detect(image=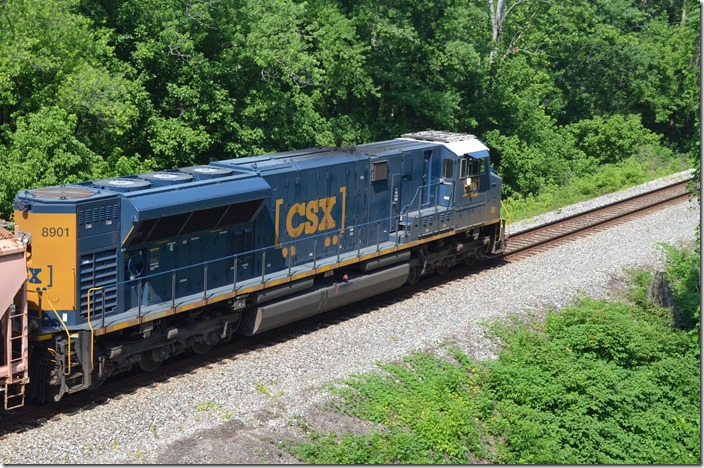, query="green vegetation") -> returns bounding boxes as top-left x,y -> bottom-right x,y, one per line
503,155 -> 690,222
0,0 -> 699,218
287,244 -> 701,464
0,2 -> 695,458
